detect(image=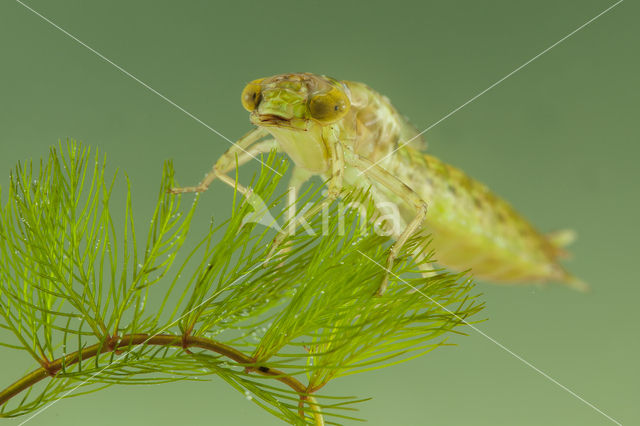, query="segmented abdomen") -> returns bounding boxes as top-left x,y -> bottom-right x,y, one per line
340,79 -> 578,287
386,146 -> 572,285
